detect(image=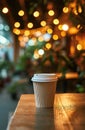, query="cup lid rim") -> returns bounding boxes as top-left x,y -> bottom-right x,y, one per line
31,73 -> 58,82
